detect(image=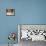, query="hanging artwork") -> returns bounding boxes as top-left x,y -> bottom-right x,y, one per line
6,9 -> 15,16
18,24 -> 46,41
